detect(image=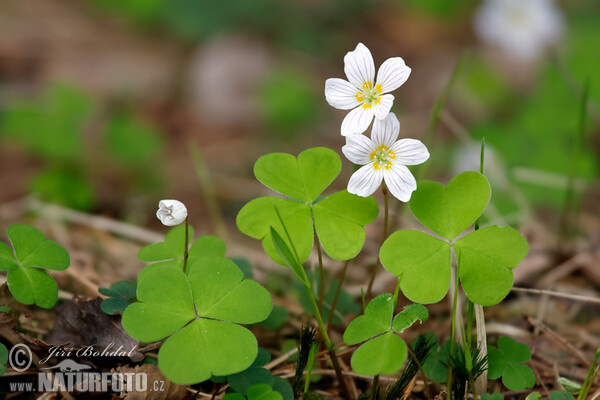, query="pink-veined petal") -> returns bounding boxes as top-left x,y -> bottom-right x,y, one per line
391,139 -> 430,166
341,106 -> 374,136
376,57 -> 411,93
344,43 -> 376,89
372,94 -> 394,120
372,112 -> 400,147
383,164 -> 417,202
342,134 -> 375,165
348,164 -> 383,197
325,78 -> 361,110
